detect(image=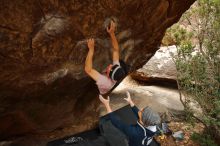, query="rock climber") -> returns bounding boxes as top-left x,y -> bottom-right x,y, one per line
99,91 -> 161,146
85,20 -> 128,95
